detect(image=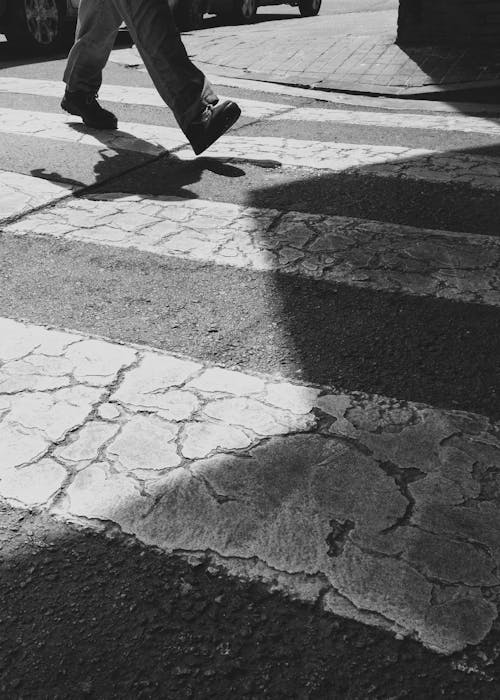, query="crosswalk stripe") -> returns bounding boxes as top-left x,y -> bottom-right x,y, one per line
0,170 -> 73,223
3,182 -> 499,307
3,73 -> 500,659
1,315 -> 498,655
274,106 -> 500,135
4,106 -> 500,191
2,77 -> 500,135
0,77 -> 292,120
